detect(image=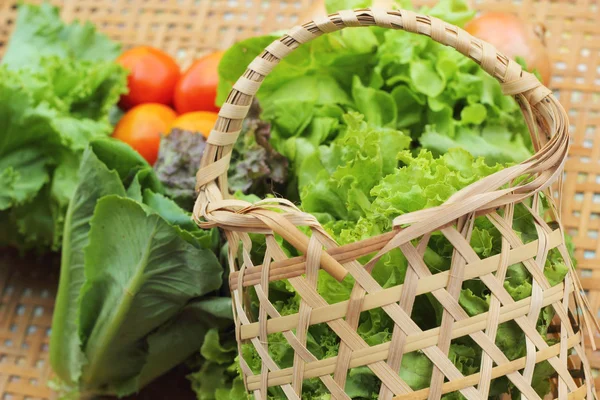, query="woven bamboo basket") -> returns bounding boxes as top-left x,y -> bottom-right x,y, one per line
0,0 -> 599,399
194,6 -> 598,400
